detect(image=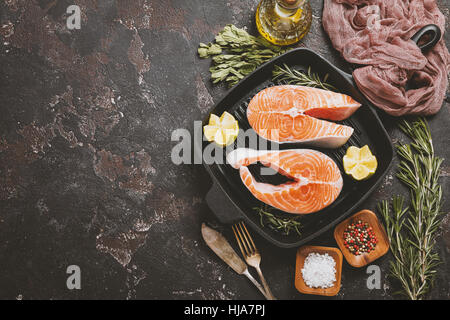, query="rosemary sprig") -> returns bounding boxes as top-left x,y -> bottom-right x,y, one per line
198,25 -> 287,87
379,118 -> 444,300
253,205 -> 302,236
272,63 -> 336,91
